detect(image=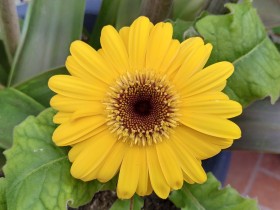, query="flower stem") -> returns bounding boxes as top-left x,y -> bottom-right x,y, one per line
130,197 -> 134,210
140,0 -> 174,24
0,0 -> 20,60
203,0 -> 238,14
